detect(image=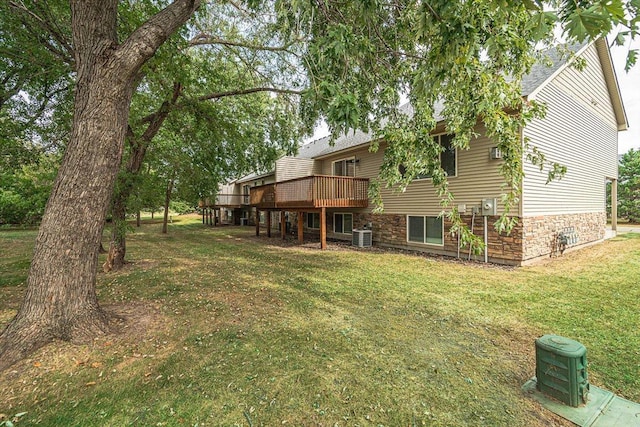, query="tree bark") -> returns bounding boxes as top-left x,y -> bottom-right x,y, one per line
104,83 -> 181,272
162,178 -> 174,234
0,0 -> 200,372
